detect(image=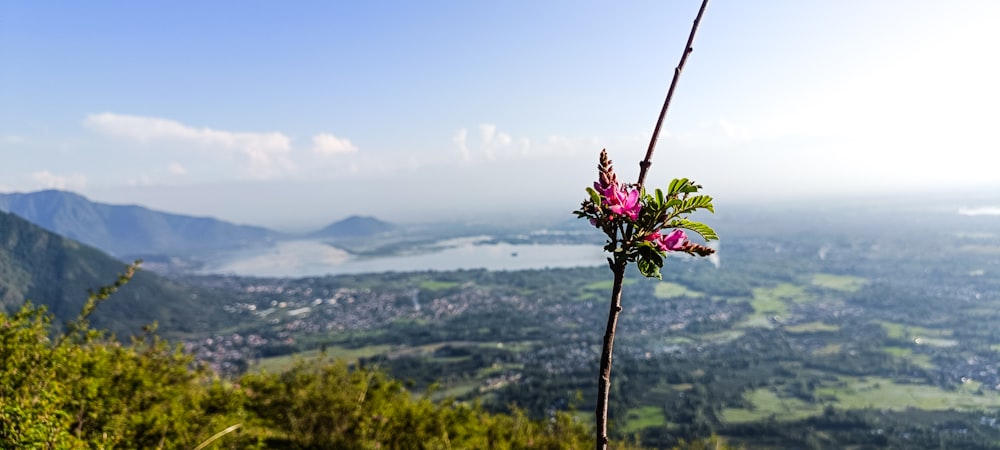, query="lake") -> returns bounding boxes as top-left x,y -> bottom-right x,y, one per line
201,239 -> 608,277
